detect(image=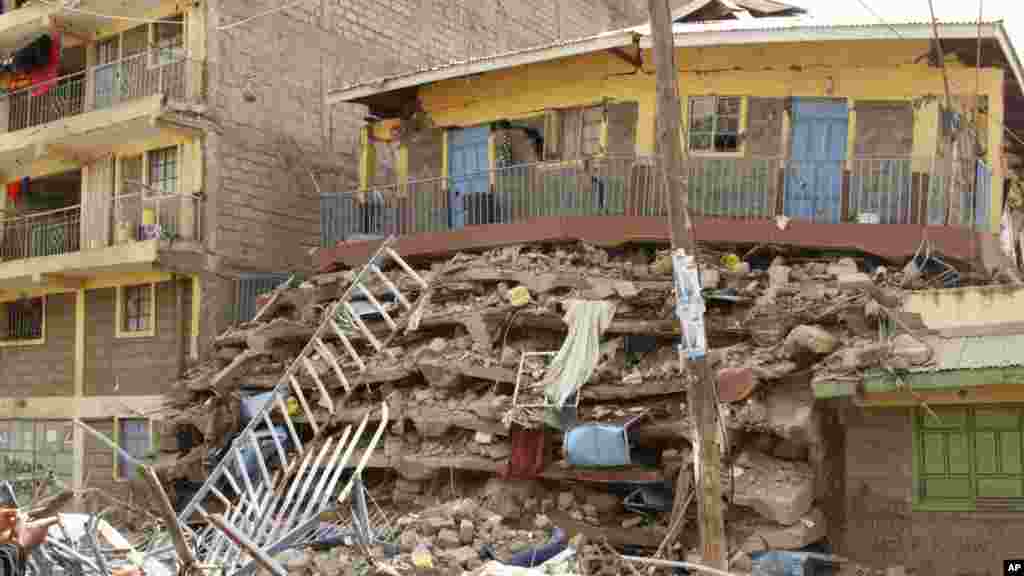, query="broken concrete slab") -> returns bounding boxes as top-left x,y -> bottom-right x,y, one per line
245,319 -> 316,354
837,273 -> 874,292
731,451 -> 815,526
738,508 -> 827,552
417,359 -> 517,390
892,333 -> 932,366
